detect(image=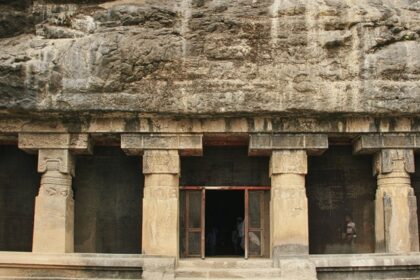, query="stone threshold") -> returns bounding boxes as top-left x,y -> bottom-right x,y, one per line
0,252 -> 175,279
311,253 -> 420,280
311,253 -> 420,268
0,252 -> 164,267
